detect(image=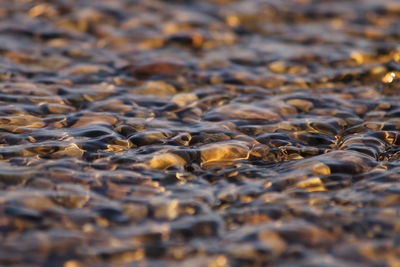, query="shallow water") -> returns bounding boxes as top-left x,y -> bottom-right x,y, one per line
0,0 -> 399,266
